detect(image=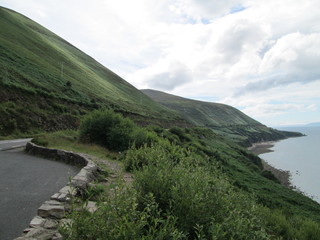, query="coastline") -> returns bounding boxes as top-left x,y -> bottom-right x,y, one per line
248,141 -> 293,188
